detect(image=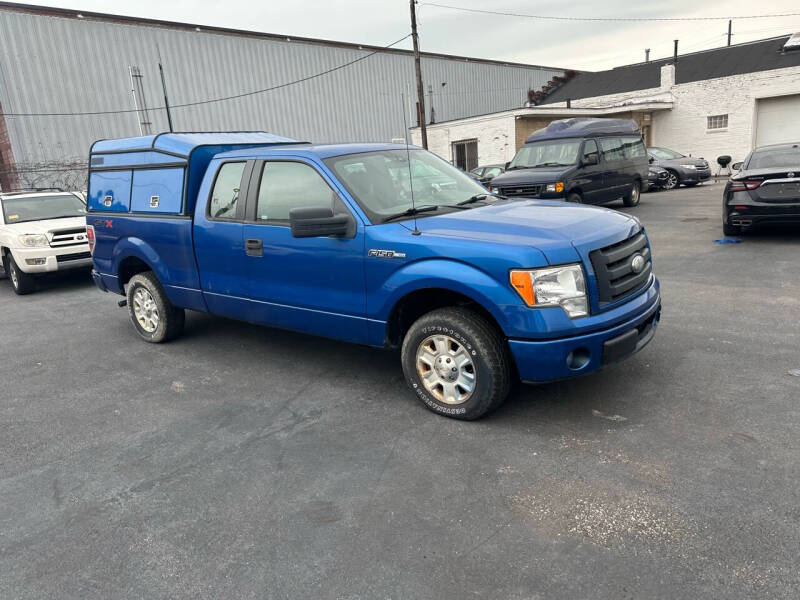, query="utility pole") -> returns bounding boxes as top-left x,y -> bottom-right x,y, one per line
157,45 -> 174,133
727,20 -> 732,46
410,0 -> 427,148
